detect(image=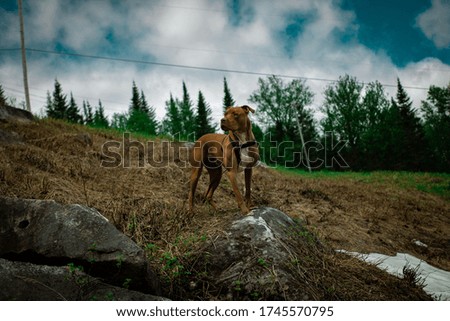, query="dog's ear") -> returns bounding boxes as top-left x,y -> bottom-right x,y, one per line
241,105 -> 255,114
